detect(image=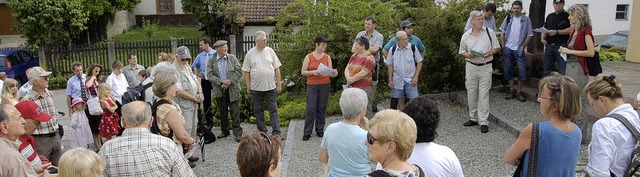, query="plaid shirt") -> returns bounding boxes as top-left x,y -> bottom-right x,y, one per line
21,90 -> 59,134
99,128 -> 195,177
